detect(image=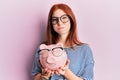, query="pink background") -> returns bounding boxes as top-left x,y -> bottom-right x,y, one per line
0,0 -> 120,80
